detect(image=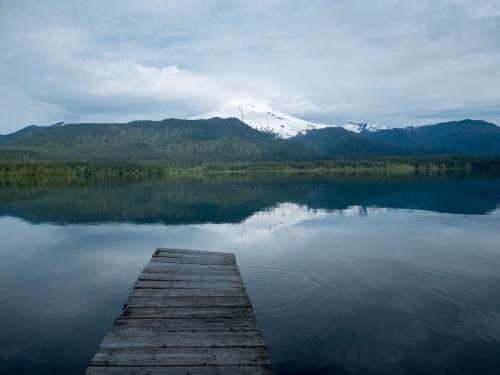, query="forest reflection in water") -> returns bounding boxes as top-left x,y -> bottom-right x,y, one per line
0,171 -> 500,375
1,171 -> 499,224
